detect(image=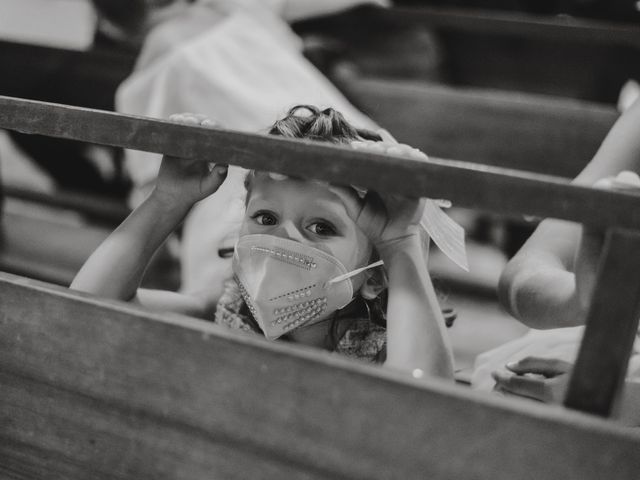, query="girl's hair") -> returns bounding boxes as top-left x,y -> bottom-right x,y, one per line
245,105 -> 381,192
268,105 -> 382,143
